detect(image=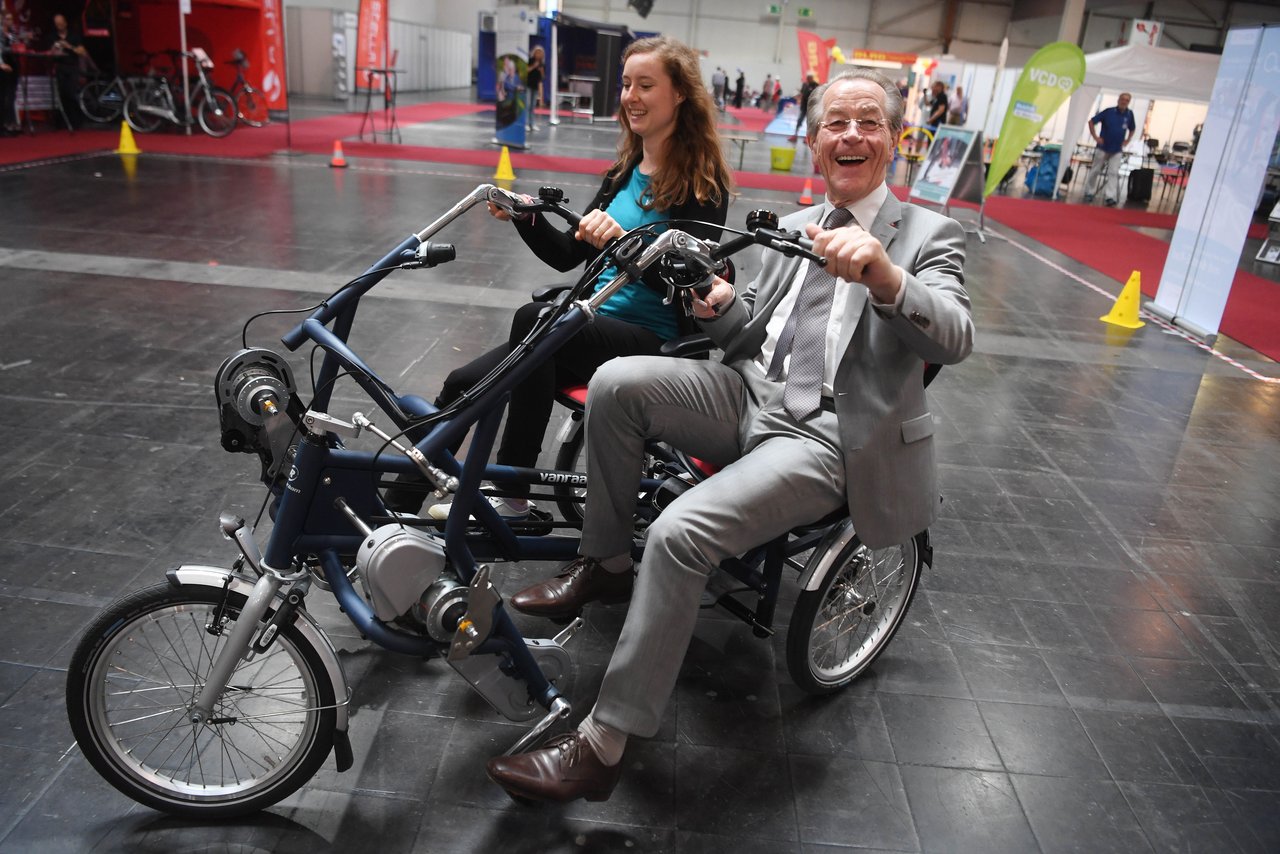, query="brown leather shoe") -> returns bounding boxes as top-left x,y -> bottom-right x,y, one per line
486,731 -> 622,803
509,556 -> 634,618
